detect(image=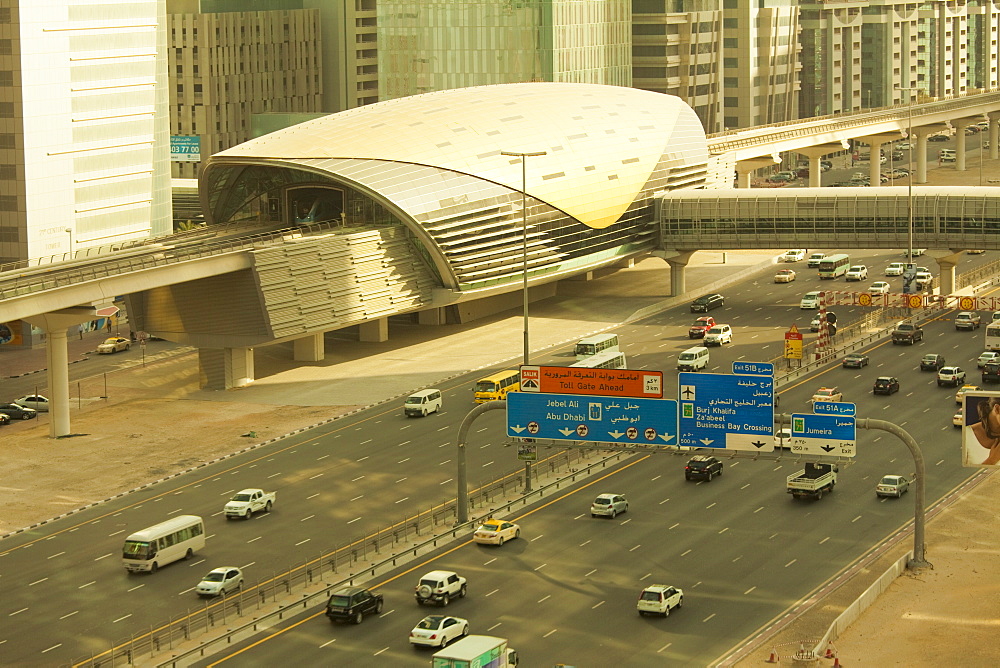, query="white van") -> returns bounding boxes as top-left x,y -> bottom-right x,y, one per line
404,389 -> 442,417
574,333 -> 619,359
800,291 -> 821,309
677,346 -> 709,371
939,148 -> 956,162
